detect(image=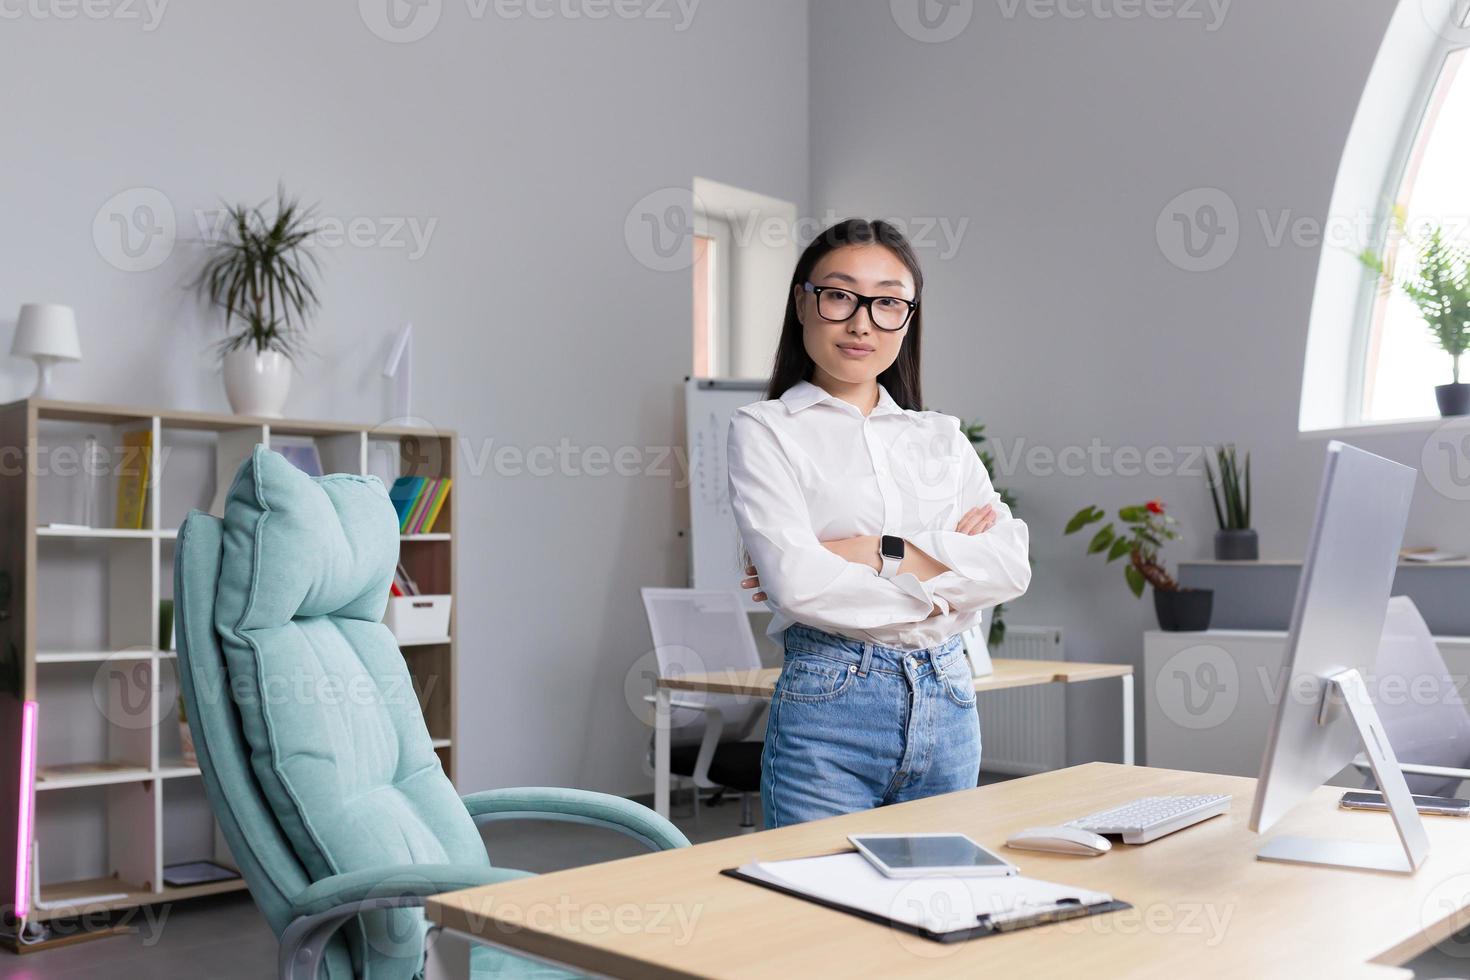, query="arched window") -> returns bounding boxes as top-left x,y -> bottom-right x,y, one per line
1363,48 -> 1470,421
1301,2 -> 1470,430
